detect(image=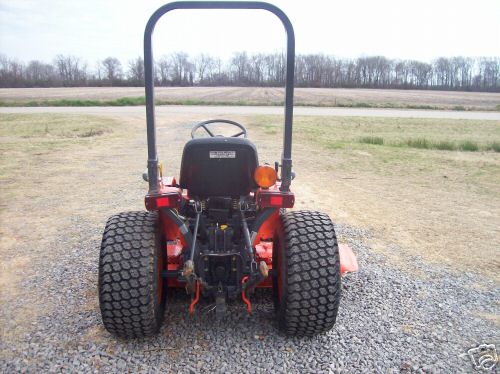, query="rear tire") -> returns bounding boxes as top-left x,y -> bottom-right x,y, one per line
98,211 -> 166,338
273,210 -> 341,336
